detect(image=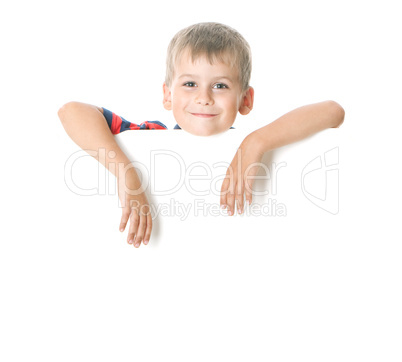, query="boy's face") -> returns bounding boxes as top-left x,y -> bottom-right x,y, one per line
163,50 -> 254,136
